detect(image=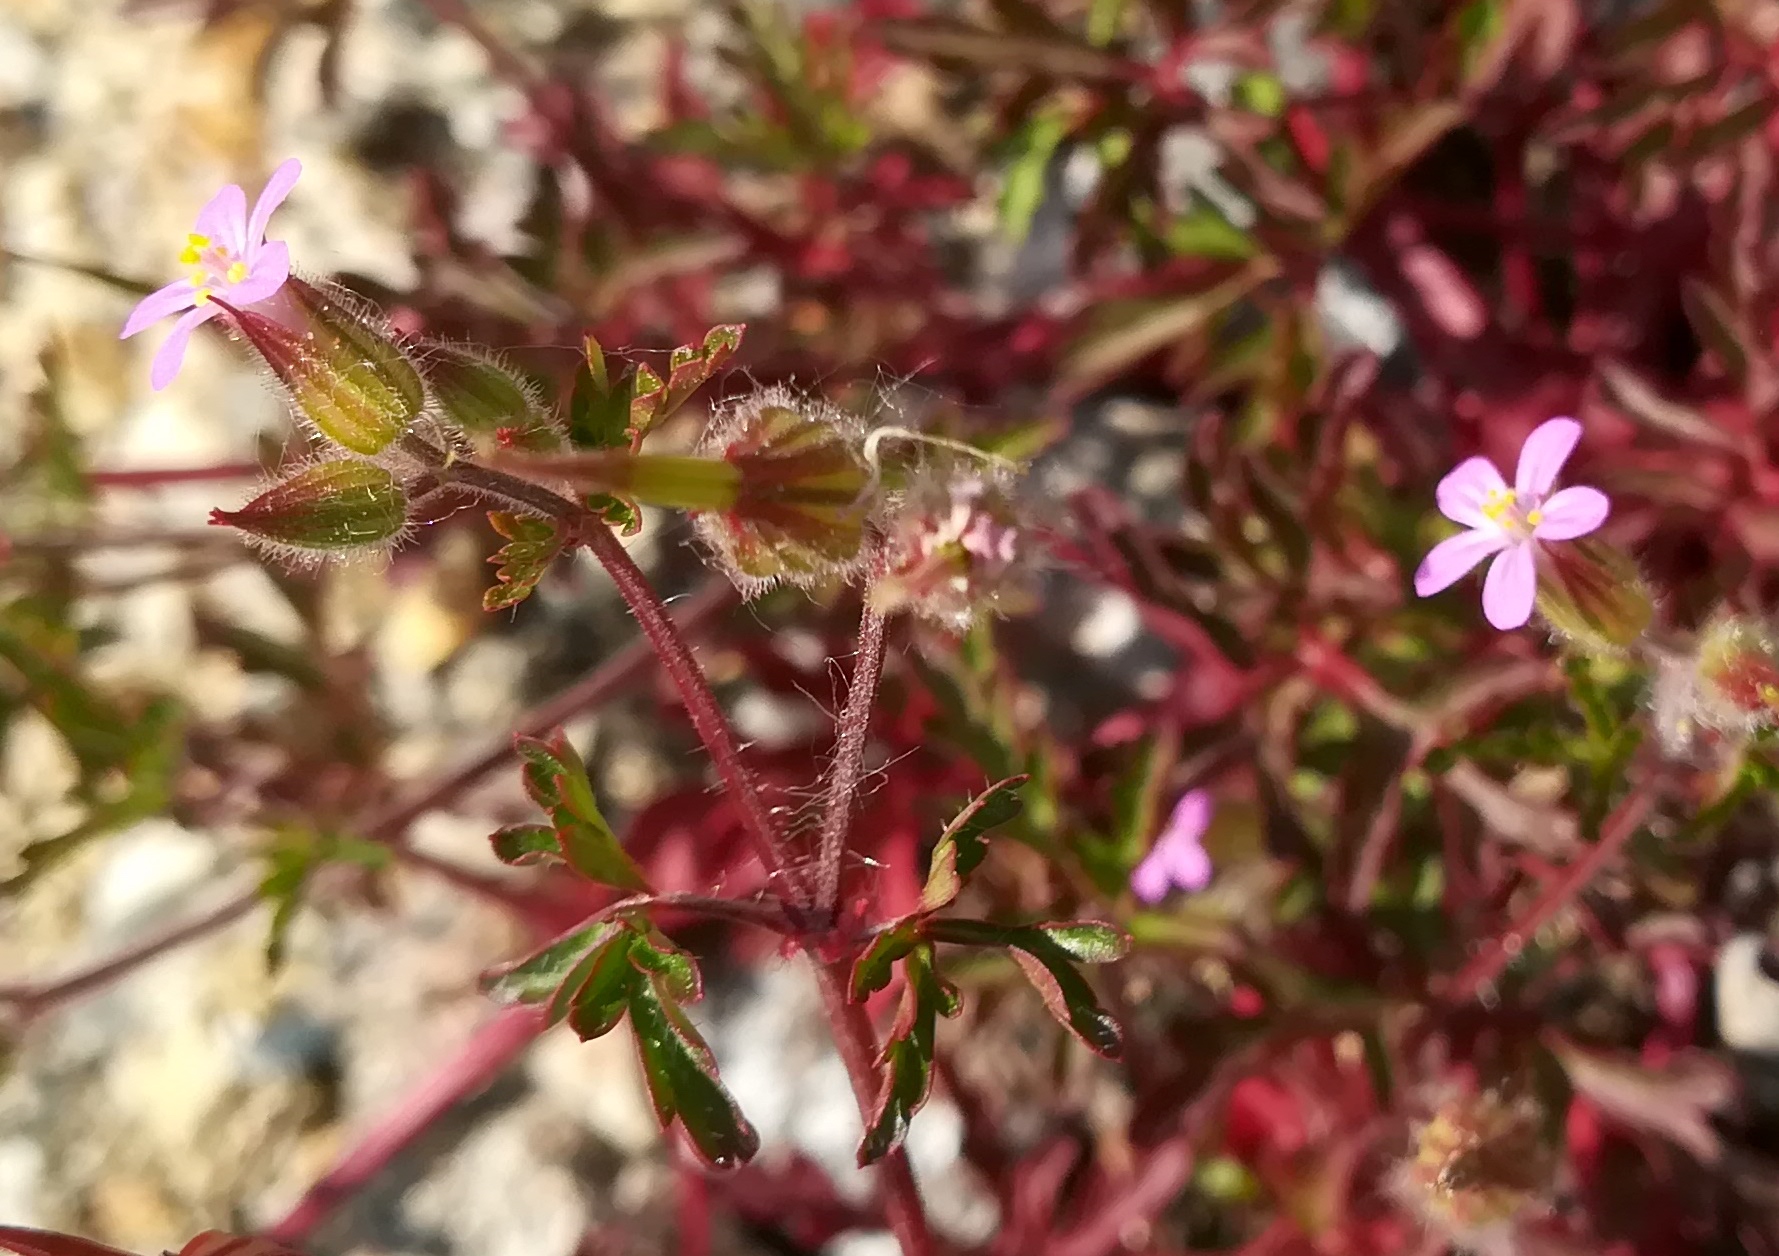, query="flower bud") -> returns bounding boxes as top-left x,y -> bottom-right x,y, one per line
870,468 -> 1037,631
689,385 -> 873,595
421,342 -> 559,452
1391,1089 -> 1552,1253
221,278 -> 424,456
1693,615 -> 1779,731
1534,537 -> 1653,655
210,459 -> 408,557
